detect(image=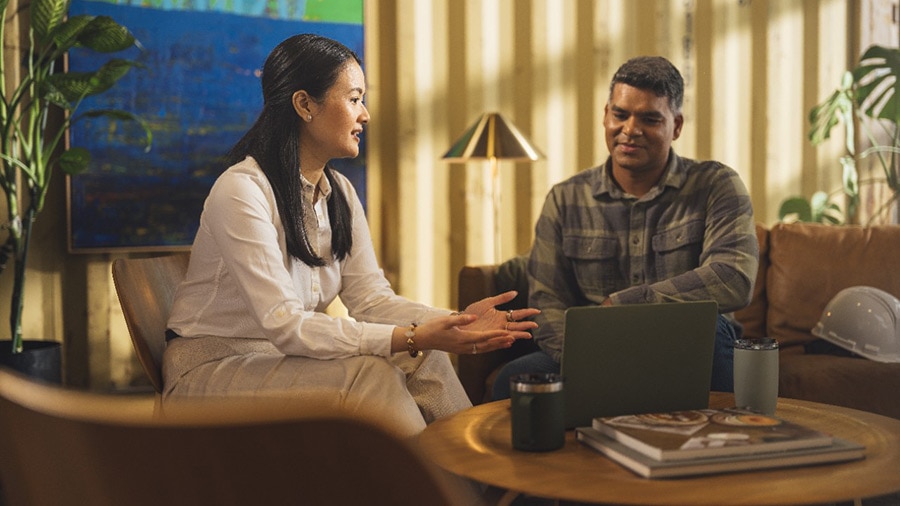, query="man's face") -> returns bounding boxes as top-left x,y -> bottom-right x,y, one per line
603,83 -> 683,178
